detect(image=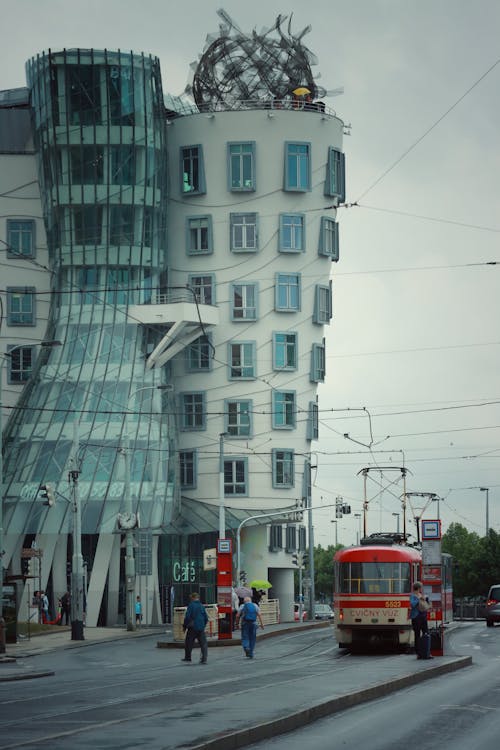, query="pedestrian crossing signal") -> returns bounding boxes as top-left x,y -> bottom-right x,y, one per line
40,483 -> 56,506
